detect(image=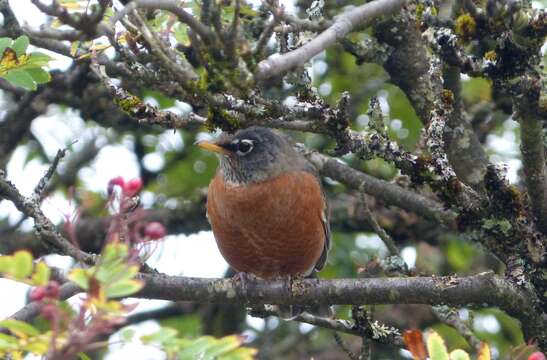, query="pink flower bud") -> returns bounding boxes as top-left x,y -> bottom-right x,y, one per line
44,281 -> 60,299
124,178 -> 143,196
30,286 -> 46,302
108,176 -> 125,195
40,303 -> 57,321
529,352 -> 546,360
144,221 -> 166,240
